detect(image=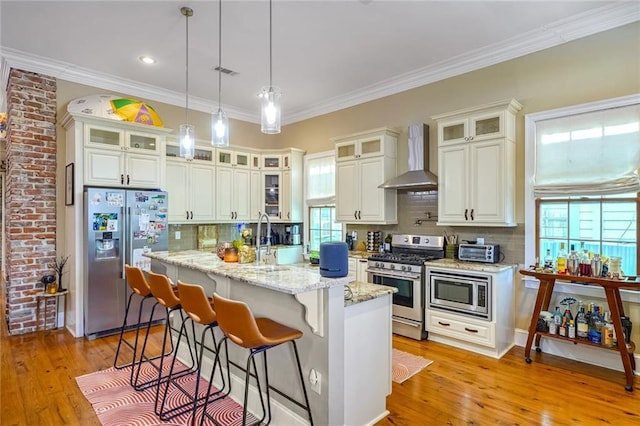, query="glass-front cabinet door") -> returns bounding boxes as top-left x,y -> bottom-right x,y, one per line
471,111 -> 504,141
438,118 -> 468,144
263,155 -> 281,169
263,173 -> 281,219
85,125 -> 122,150
127,131 -> 159,153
